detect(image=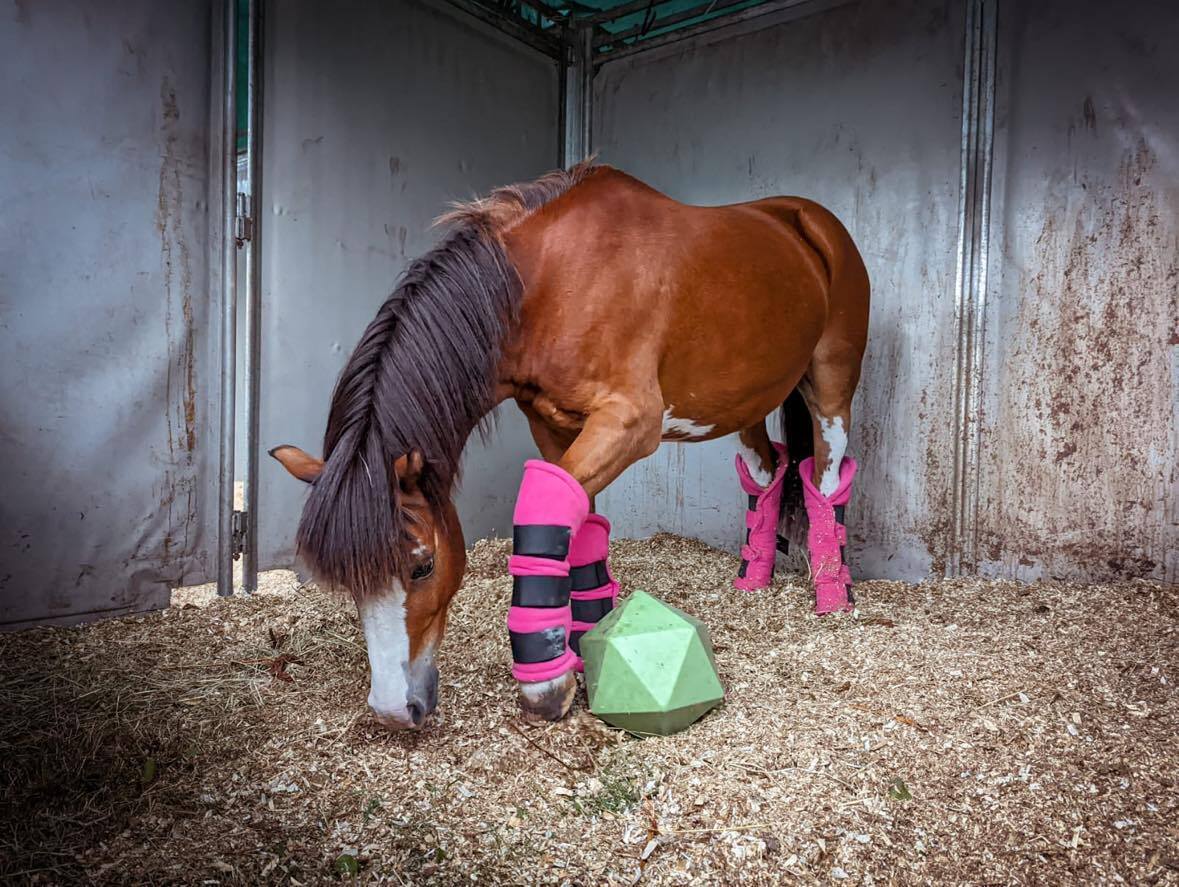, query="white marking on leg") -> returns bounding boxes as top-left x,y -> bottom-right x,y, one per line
732,433 -> 773,487
662,406 -> 716,440
357,584 -> 412,723
818,415 -> 848,496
